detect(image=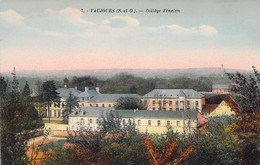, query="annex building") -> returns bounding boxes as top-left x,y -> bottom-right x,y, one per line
142,89 -> 205,111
